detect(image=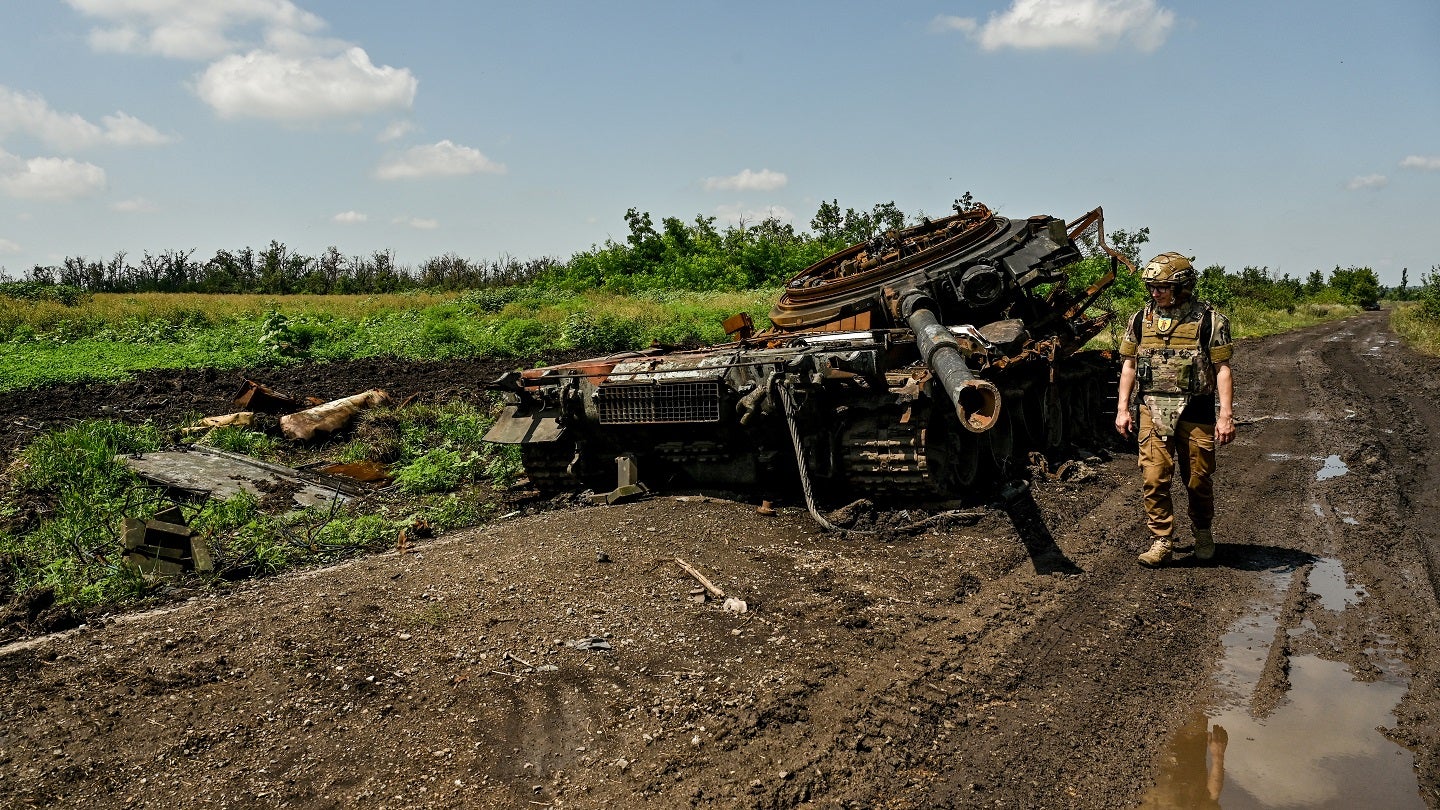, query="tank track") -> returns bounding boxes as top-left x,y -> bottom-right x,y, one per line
839,414 -> 945,500
520,442 -> 581,493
